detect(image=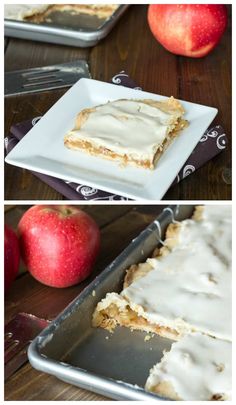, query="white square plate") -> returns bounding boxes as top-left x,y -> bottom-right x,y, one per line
5,78 -> 218,200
